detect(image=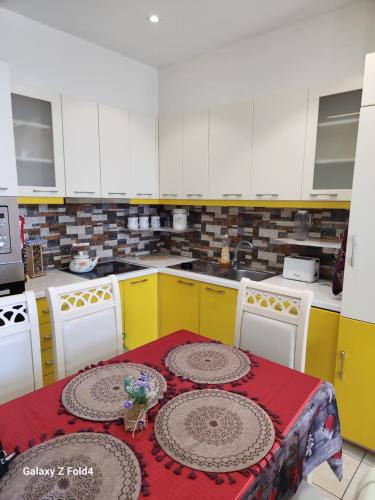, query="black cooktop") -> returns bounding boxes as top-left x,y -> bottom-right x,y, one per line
62,261 -> 145,280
